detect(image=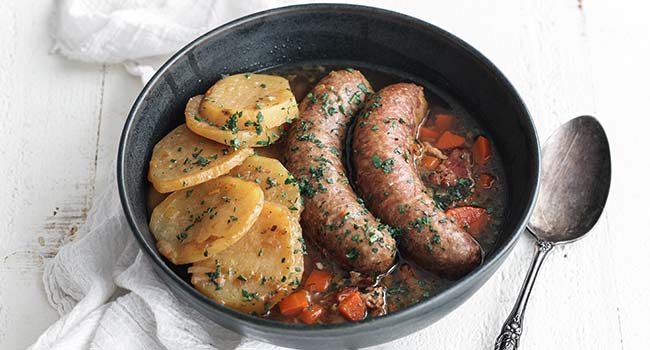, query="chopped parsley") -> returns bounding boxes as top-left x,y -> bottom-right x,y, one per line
176,232 -> 188,241
266,177 -> 277,189
358,83 -> 369,93
229,138 -> 241,149
433,177 -> 473,210
194,156 -> 210,167
256,136 -> 271,146
345,247 -> 359,261
371,155 -> 395,174
222,111 -> 243,134
242,289 -> 259,302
